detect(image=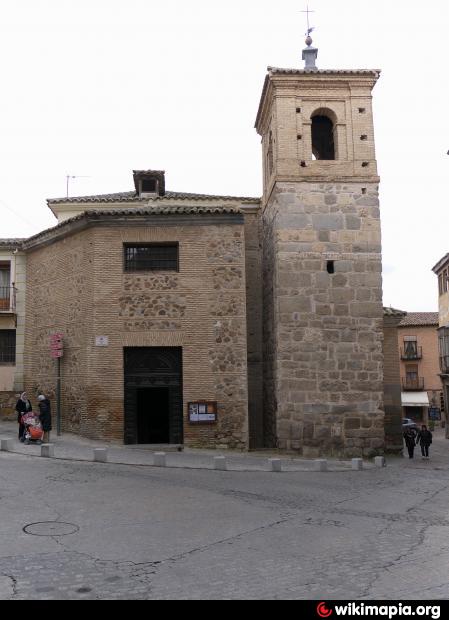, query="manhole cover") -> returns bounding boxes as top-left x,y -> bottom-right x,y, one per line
23,522 -> 79,537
